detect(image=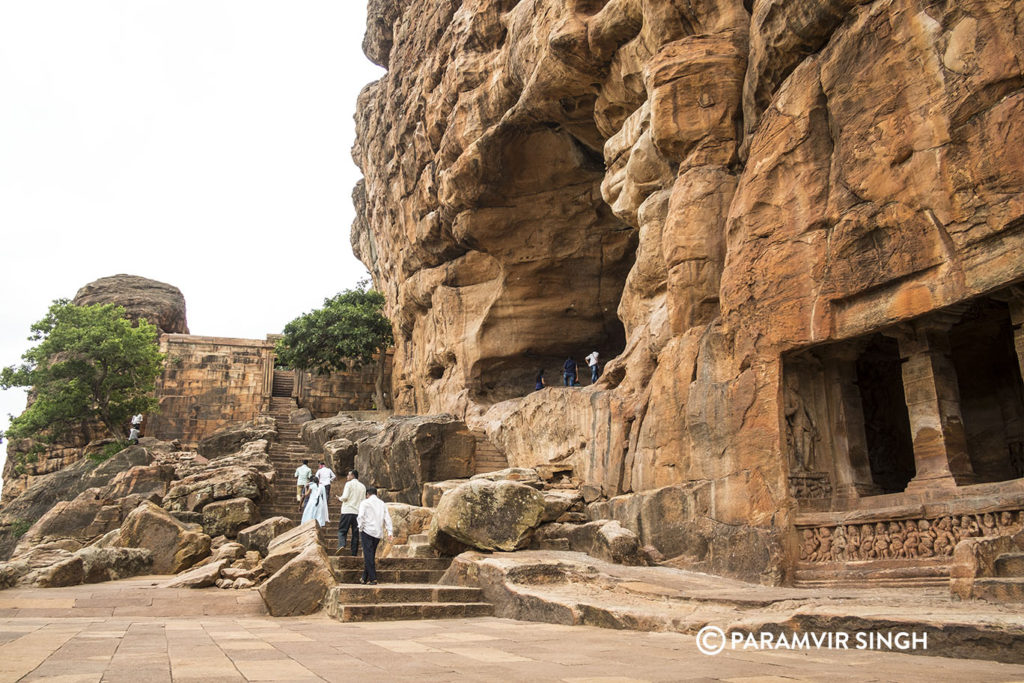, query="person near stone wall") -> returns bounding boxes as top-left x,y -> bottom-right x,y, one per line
294,460 -> 312,504
336,469 -> 366,557
534,368 -> 546,391
357,486 -> 393,585
316,461 -> 336,499
585,350 -> 600,383
128,426 -> 140,444
562,357 -> 578,386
